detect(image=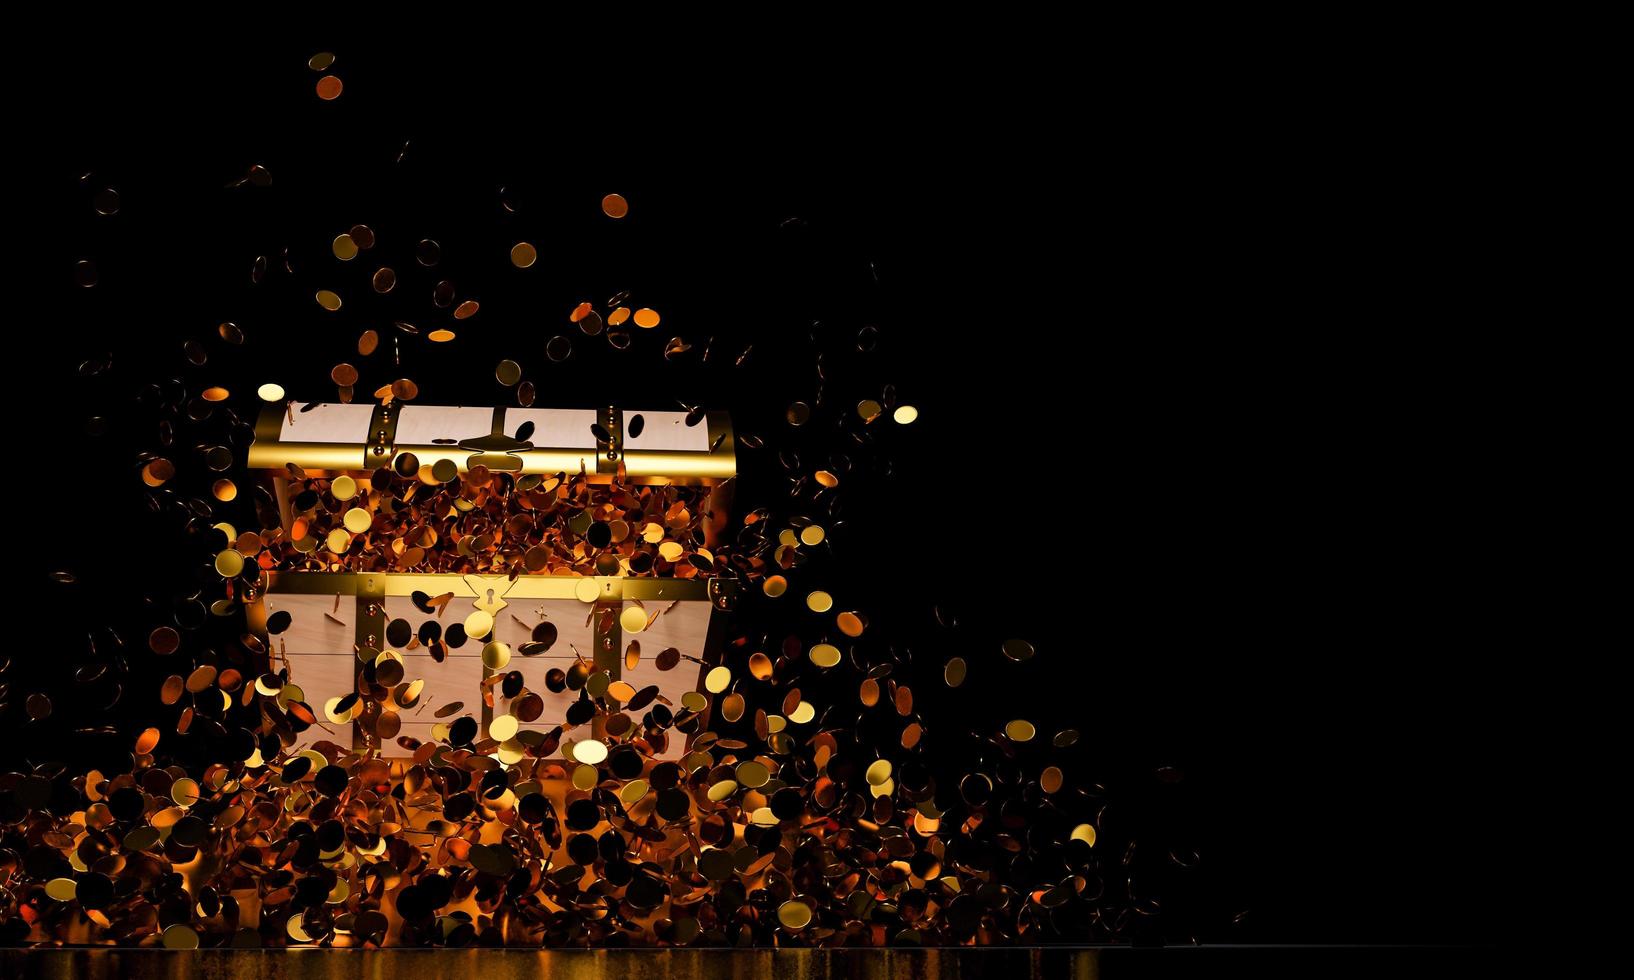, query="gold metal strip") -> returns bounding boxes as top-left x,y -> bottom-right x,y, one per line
365,403 -> 397,470
249,403 -> 735,484
265,573 -> 709,603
